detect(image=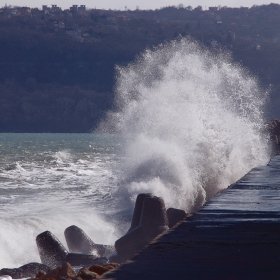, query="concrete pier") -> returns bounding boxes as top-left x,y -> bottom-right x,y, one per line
101,156 -> 280,280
